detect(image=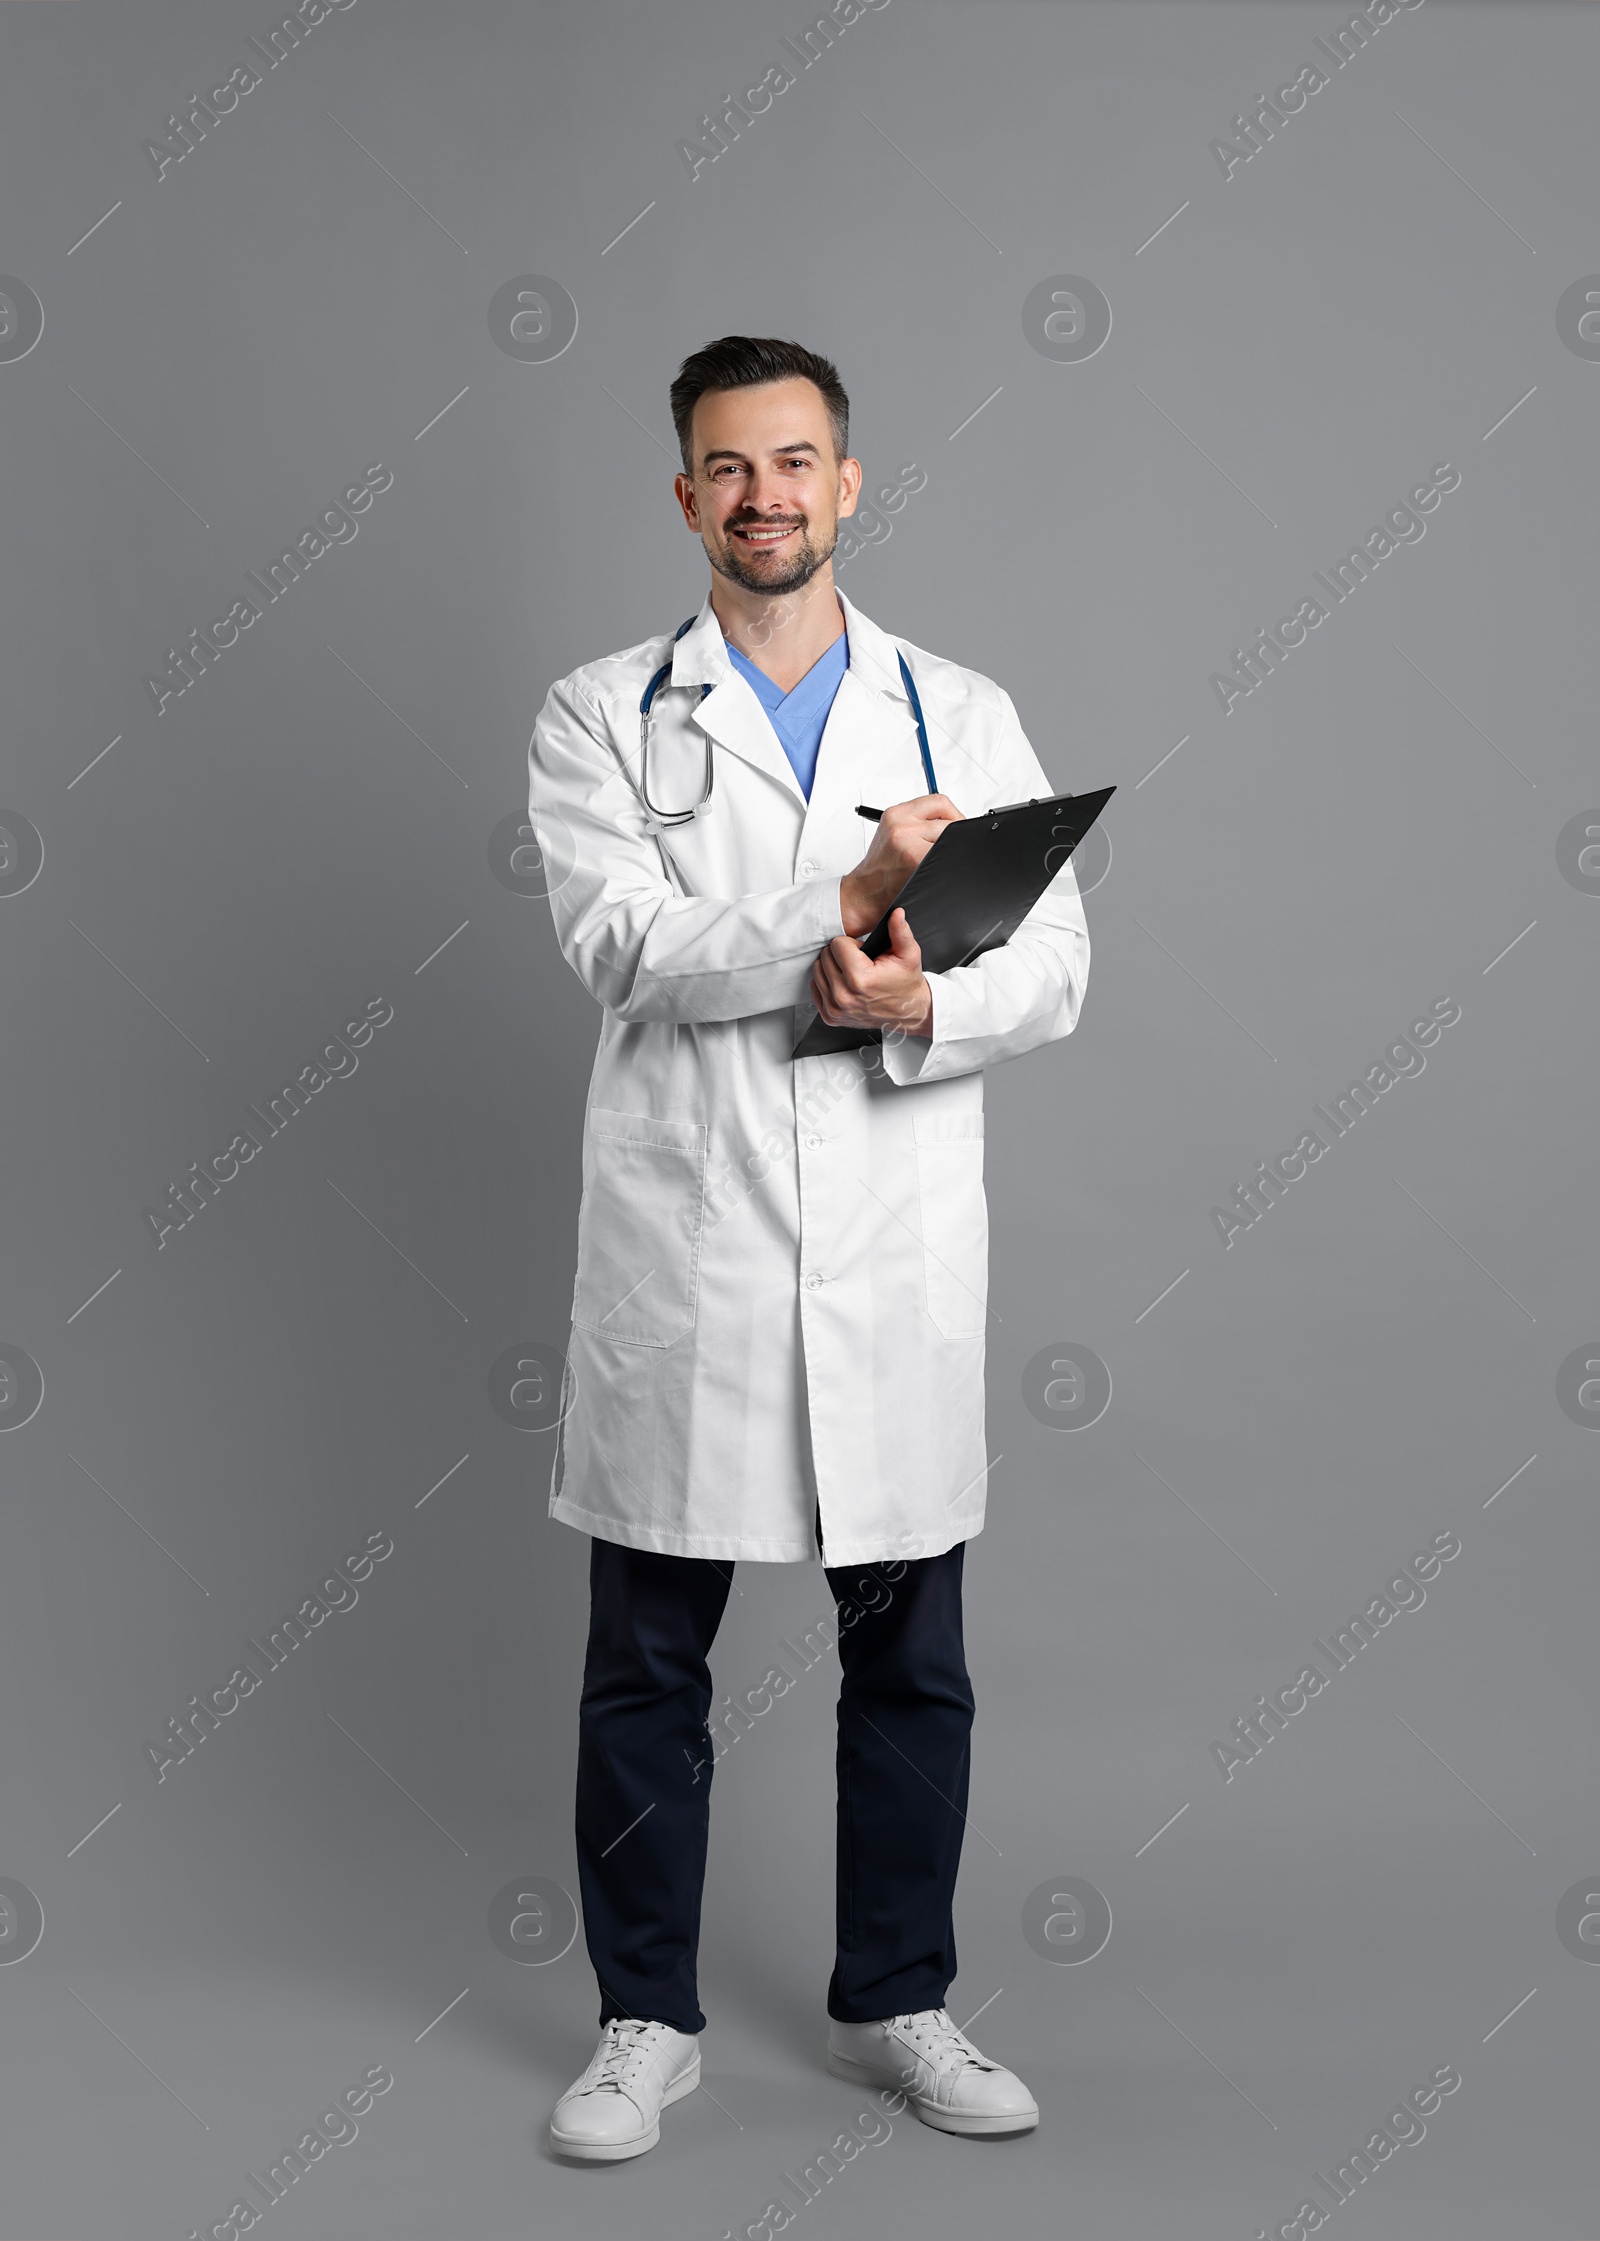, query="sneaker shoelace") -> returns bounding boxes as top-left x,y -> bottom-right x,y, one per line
589,2017 -> 670,2093
890,2008 -> 997,2074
